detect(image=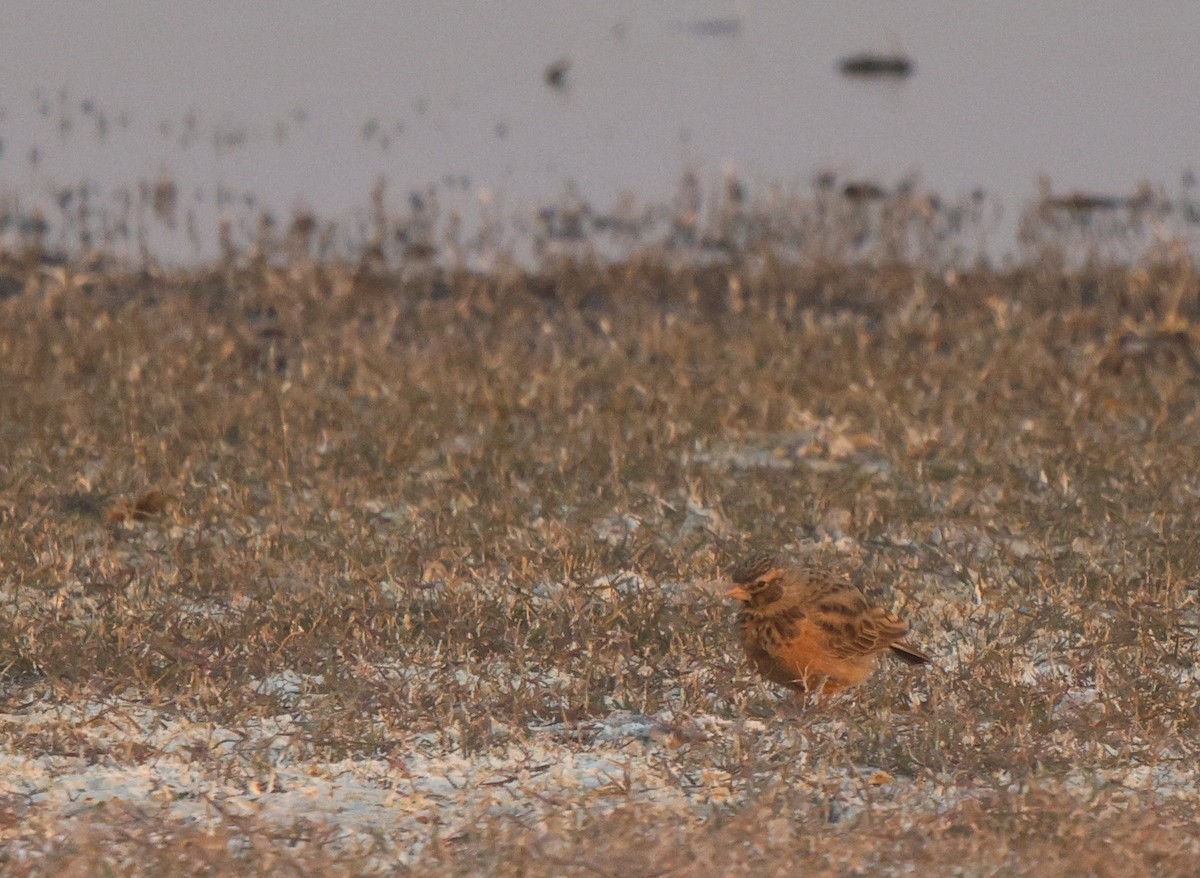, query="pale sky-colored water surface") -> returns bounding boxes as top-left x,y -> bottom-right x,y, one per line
1,1 -> 1198,261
